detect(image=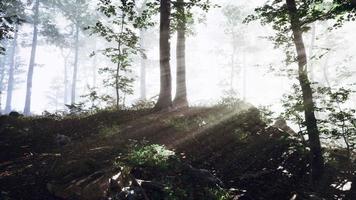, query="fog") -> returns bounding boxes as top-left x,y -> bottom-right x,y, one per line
1,0 -> 355,114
